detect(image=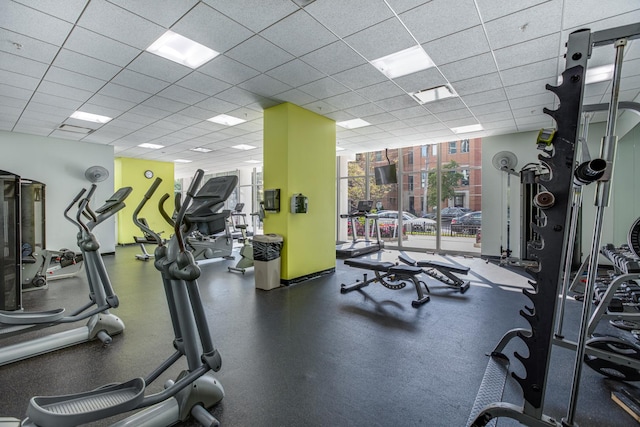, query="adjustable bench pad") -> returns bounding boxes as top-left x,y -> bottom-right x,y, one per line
399,254 -> 469,275
344,259 -> 395,272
